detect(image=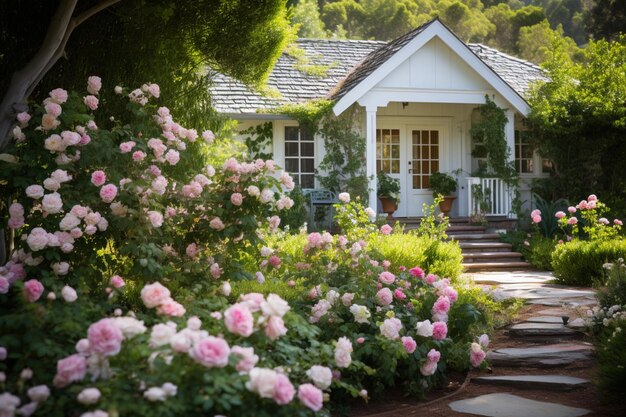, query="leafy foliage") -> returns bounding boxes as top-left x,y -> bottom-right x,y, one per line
551,238 -> 626,286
